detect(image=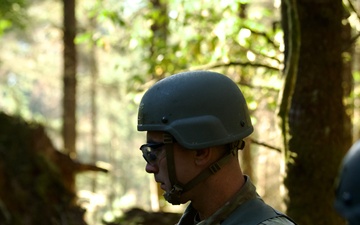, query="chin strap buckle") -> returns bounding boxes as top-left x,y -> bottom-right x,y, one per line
164,184 -> 183,205
230,140 -> 245,155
